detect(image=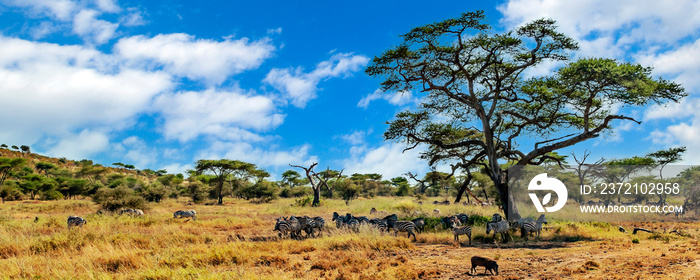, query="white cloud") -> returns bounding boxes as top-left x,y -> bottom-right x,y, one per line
95,0 -> 119,13
72,9 -> 119,45
153,88 -> 285,142
637,38 -> 700,92
264,52 -> 369,108
196,141 -> 319,169
0,36 -> 172,149
115,33 -> 275,85
499,0 -> 700,57
267,27 -> 282,35
111,136 -> 157,169
342,142 -> 427,179
46,129 -> 110,160
3,0 -> 78,20
358,89 -> 417,108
